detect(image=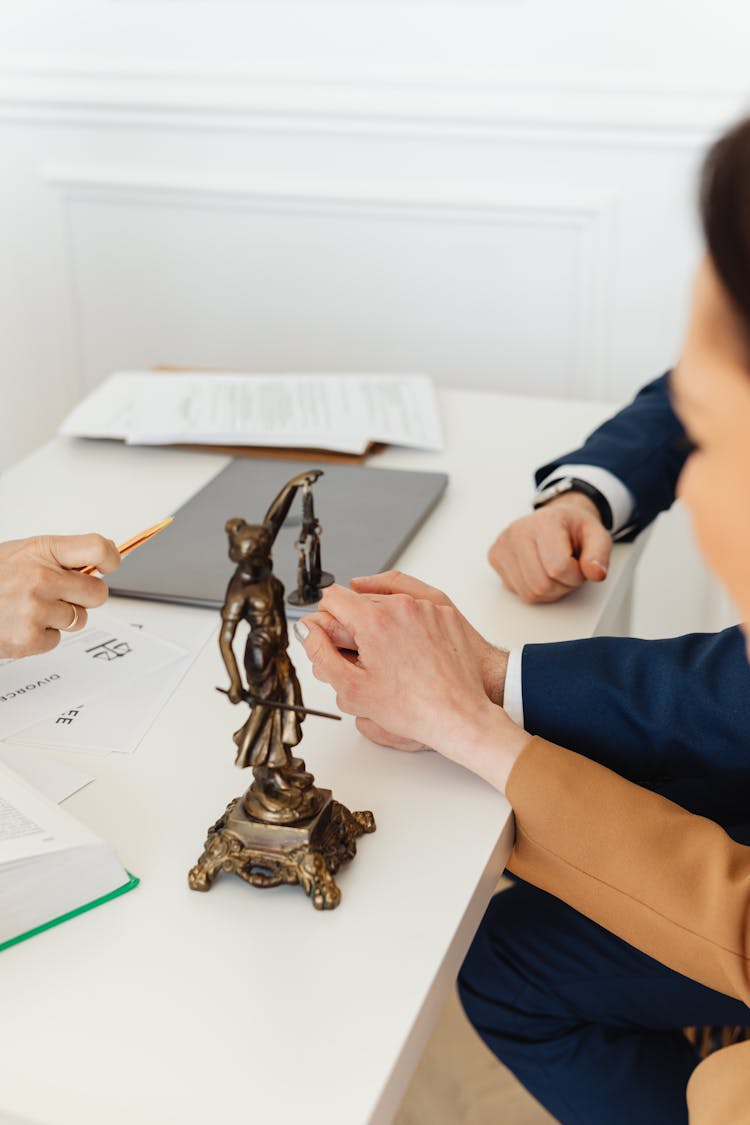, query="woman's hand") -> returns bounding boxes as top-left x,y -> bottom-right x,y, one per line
296,580 -> 531,793
300,571 -> 511,759
305,571 -> 509,704
0,533 -> 120,658
350,572 -> 509,705
297,604 -> 431,753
